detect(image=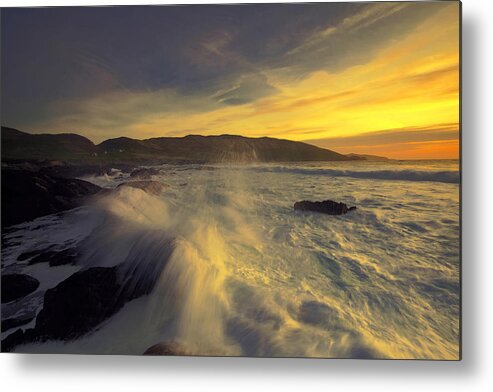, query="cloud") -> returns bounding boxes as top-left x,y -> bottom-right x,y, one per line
2,3 -> 452,128
305,123 -> 459,149
1,2 -> 459,159
271,2 -> 450,78
214,74 -> 278,106
304,123 -> 459,160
